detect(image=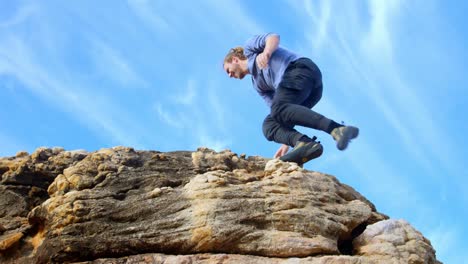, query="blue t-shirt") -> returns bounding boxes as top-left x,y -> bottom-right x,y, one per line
244,33 -> 300,107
